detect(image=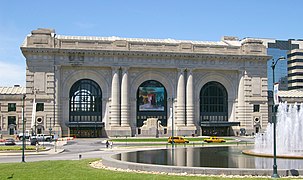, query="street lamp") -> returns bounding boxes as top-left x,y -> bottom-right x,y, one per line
171,97 -> 174,148
271,56 -> 285,178
49,117 -> 52,143
22,94 -> 26,163
167,97 -> 175,147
